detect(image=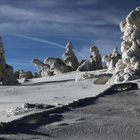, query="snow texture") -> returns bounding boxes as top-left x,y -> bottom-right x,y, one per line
0,70 -> 109,123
